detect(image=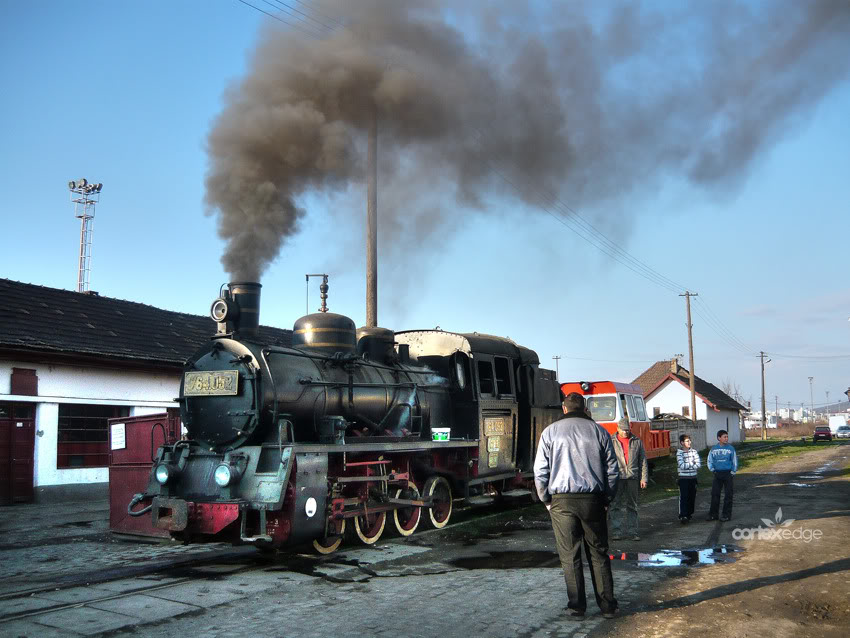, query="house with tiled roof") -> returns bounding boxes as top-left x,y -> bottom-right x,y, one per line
632,358 -> 746,444
0,278 -> 290,504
